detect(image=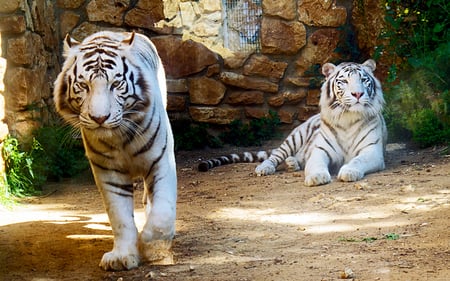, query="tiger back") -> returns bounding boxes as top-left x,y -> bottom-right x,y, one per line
199,59 -> 387,186
54,31 -> 177,270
